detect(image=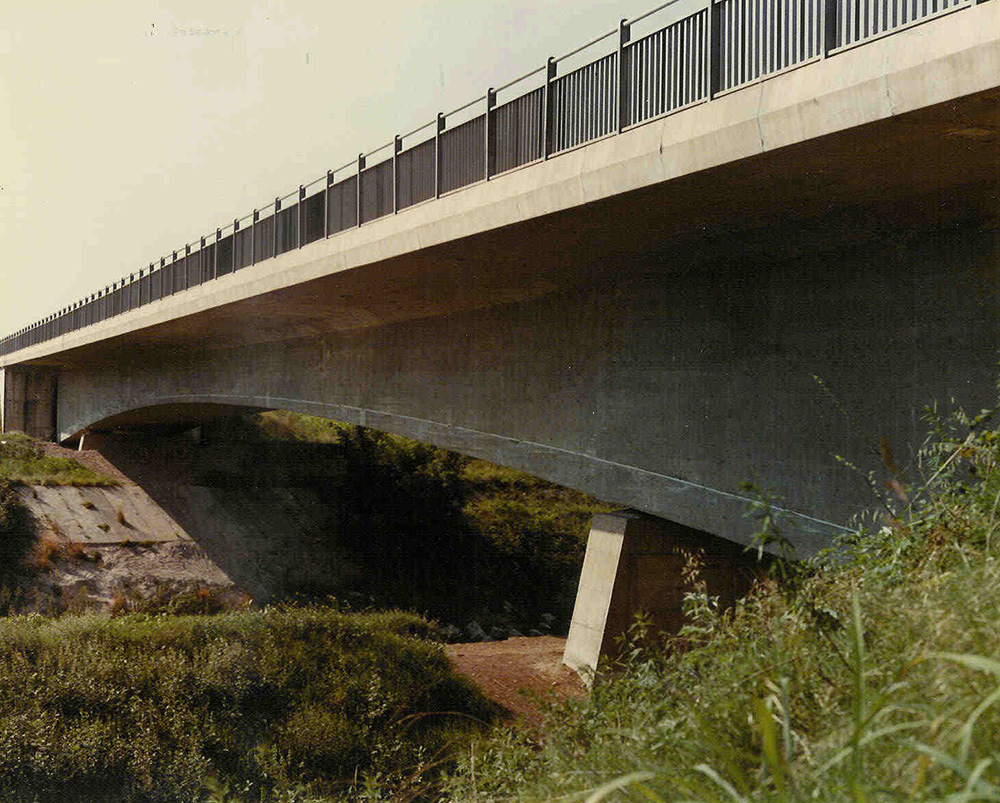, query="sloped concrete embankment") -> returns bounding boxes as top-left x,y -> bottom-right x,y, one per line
16,435 -> 358,606
68,433 -> 357,604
